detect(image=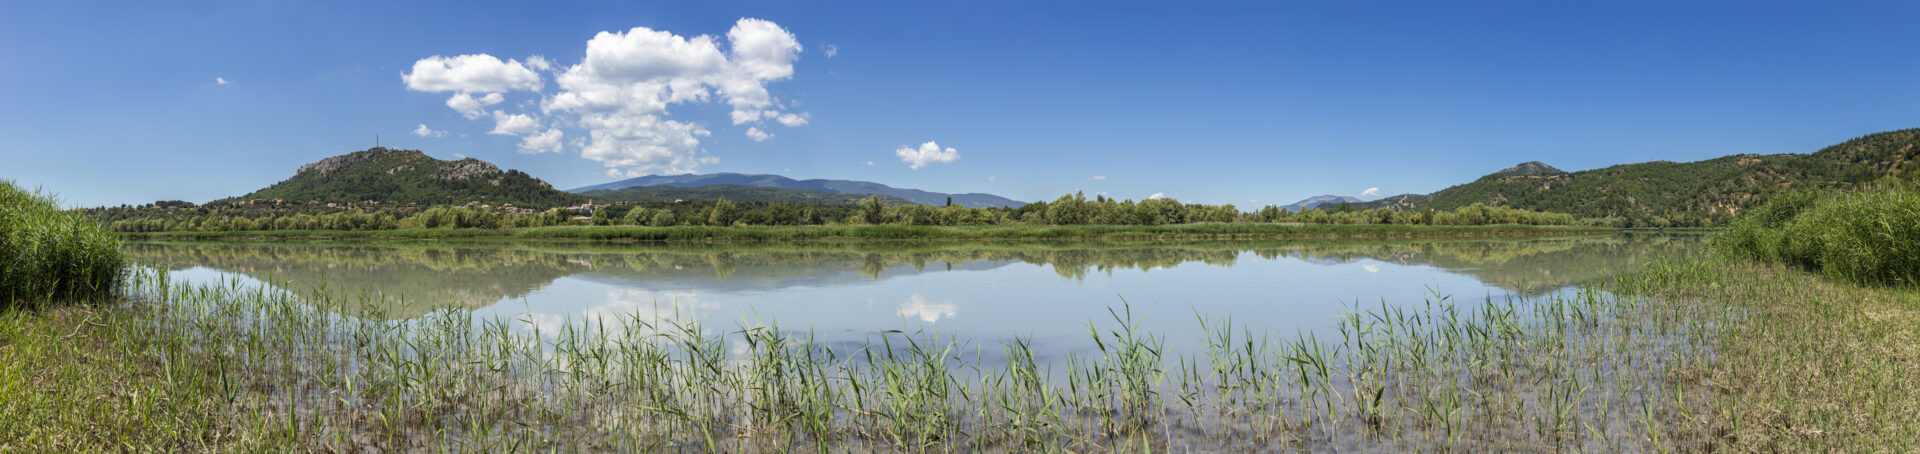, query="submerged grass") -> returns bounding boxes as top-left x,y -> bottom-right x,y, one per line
0,180 -> 126,306
1619,256 -> 1920,451
4,266 -> 1729,451
125,223 -> 1614,243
